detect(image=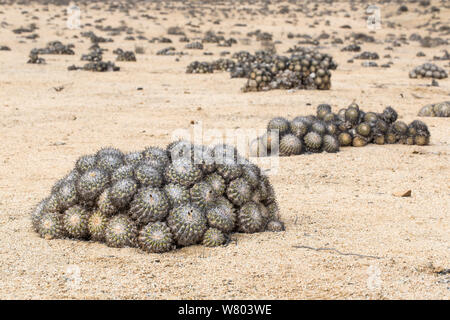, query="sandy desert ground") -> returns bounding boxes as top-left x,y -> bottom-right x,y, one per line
0,0 -> 449,299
